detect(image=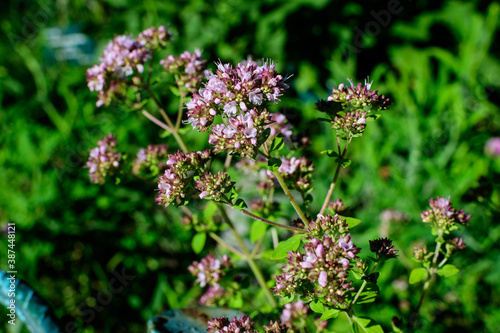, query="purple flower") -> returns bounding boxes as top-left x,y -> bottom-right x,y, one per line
421,196 -> 471,228
86,26 -> 171,107
199,284 -> 227,306
85,134 -> 122,184
485,137 -> 500,158
273,234 -> 359,307
188,254 -> 233,288
328,77 -> 391,111
185,58 -> 288,157
160,49 -> 206,93
207,315 -> 258,333
155,149 -> 212,207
